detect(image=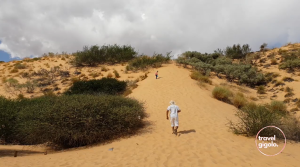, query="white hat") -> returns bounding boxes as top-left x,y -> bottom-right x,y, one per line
170,100 -> 175,105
